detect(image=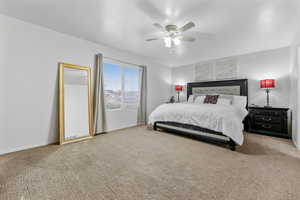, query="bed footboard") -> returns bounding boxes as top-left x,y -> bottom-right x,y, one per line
153,121 -> 236,151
